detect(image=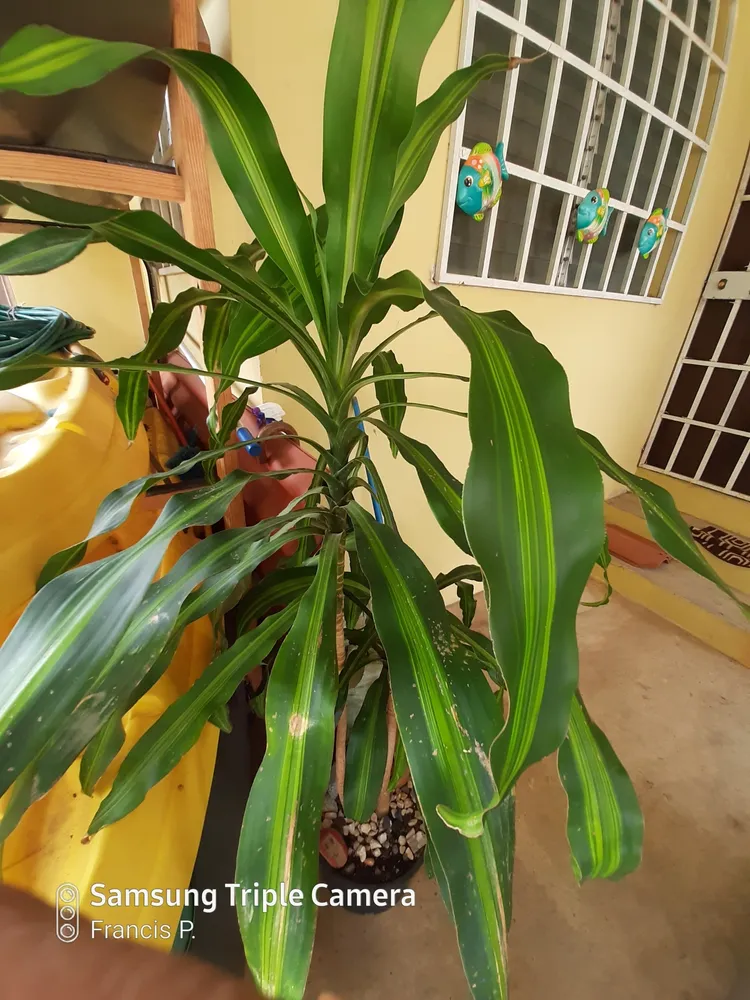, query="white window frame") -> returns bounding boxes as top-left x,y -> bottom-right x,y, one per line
436,0 -> 736,303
